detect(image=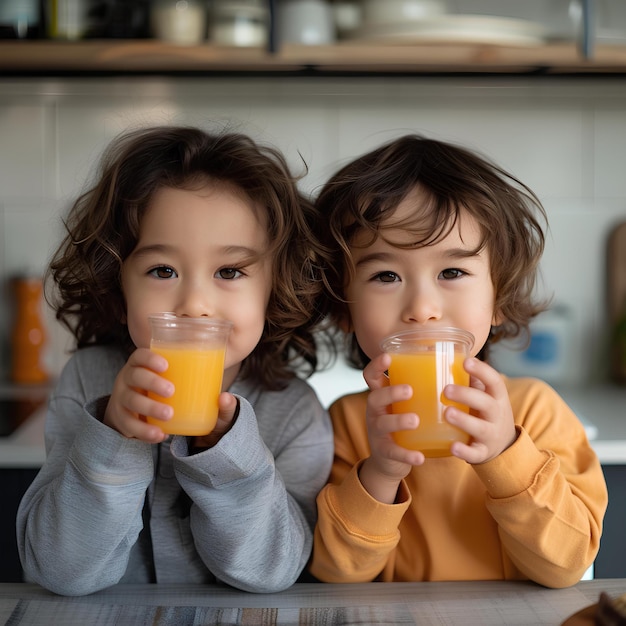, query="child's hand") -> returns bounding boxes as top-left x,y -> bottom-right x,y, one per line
103,347 -> 172,444
359,353 -> 425,504
191,392 -> 239,451
444,357 -> 518,464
